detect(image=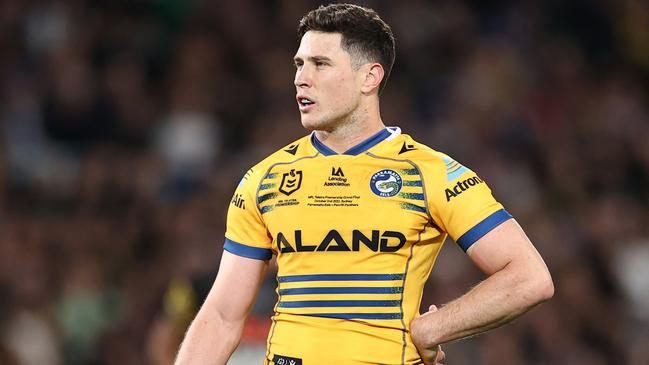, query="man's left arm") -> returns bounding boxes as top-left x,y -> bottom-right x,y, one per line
410,218 -> 554,362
